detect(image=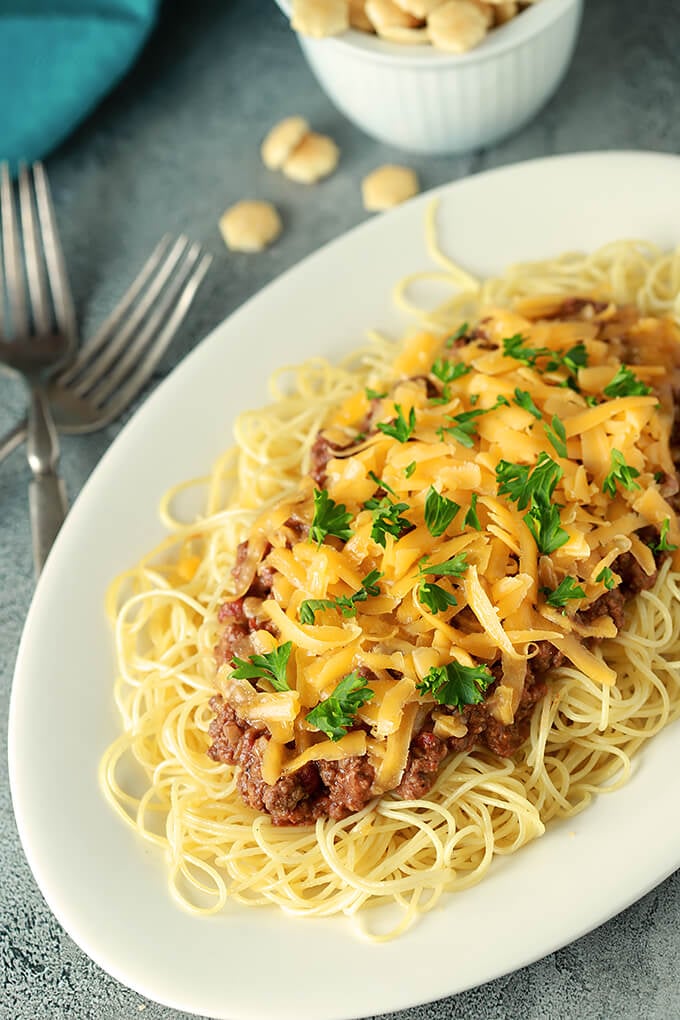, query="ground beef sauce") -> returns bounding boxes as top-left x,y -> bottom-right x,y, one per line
208,301 -> 680,826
